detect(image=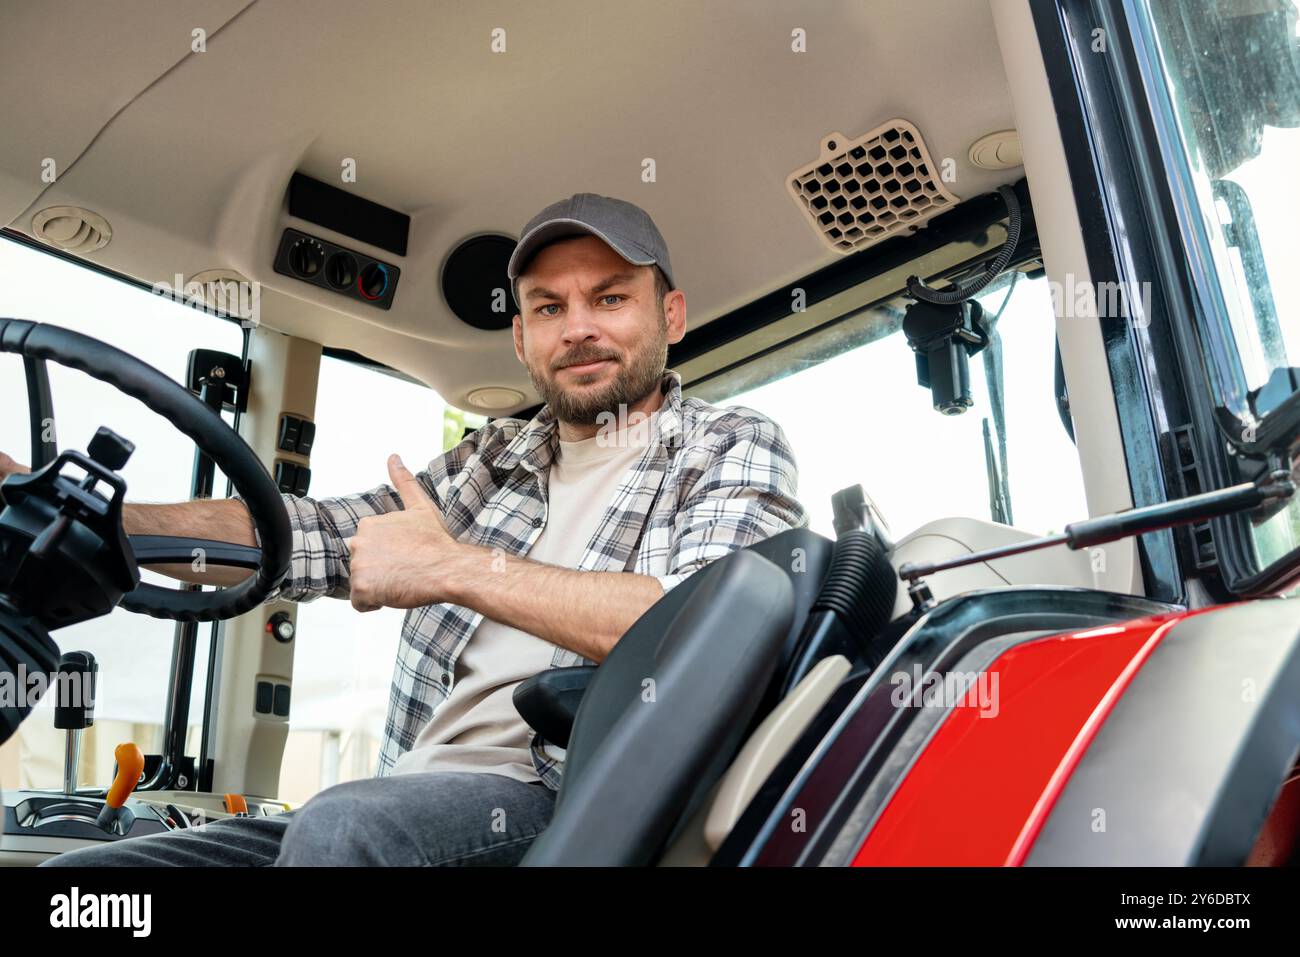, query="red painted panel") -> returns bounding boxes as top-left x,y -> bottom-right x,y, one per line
851,610 -> 1198,866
